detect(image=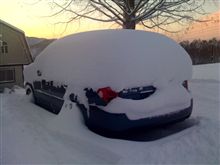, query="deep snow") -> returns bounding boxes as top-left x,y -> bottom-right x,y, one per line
1,63 -> 220,164
25,30 -> 192,89
24,30 -> 192,120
